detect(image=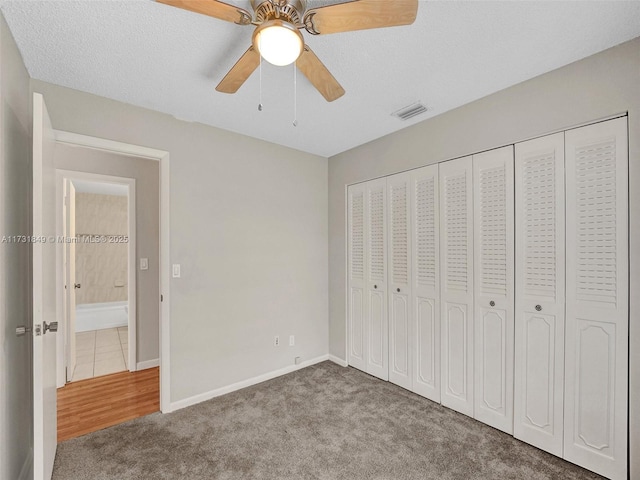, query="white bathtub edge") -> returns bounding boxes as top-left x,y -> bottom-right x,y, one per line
75,301 -> 129,333
137,359 -> 159,371
76,300 -> 128,310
